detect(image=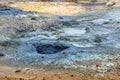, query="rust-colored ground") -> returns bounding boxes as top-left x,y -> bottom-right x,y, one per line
6,2 -> 107,16
7,2 -> 87,16
0,62 -> 120,80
